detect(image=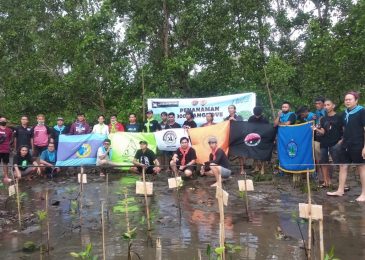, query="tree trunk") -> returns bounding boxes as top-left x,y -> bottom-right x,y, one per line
162,0 -> 169,58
